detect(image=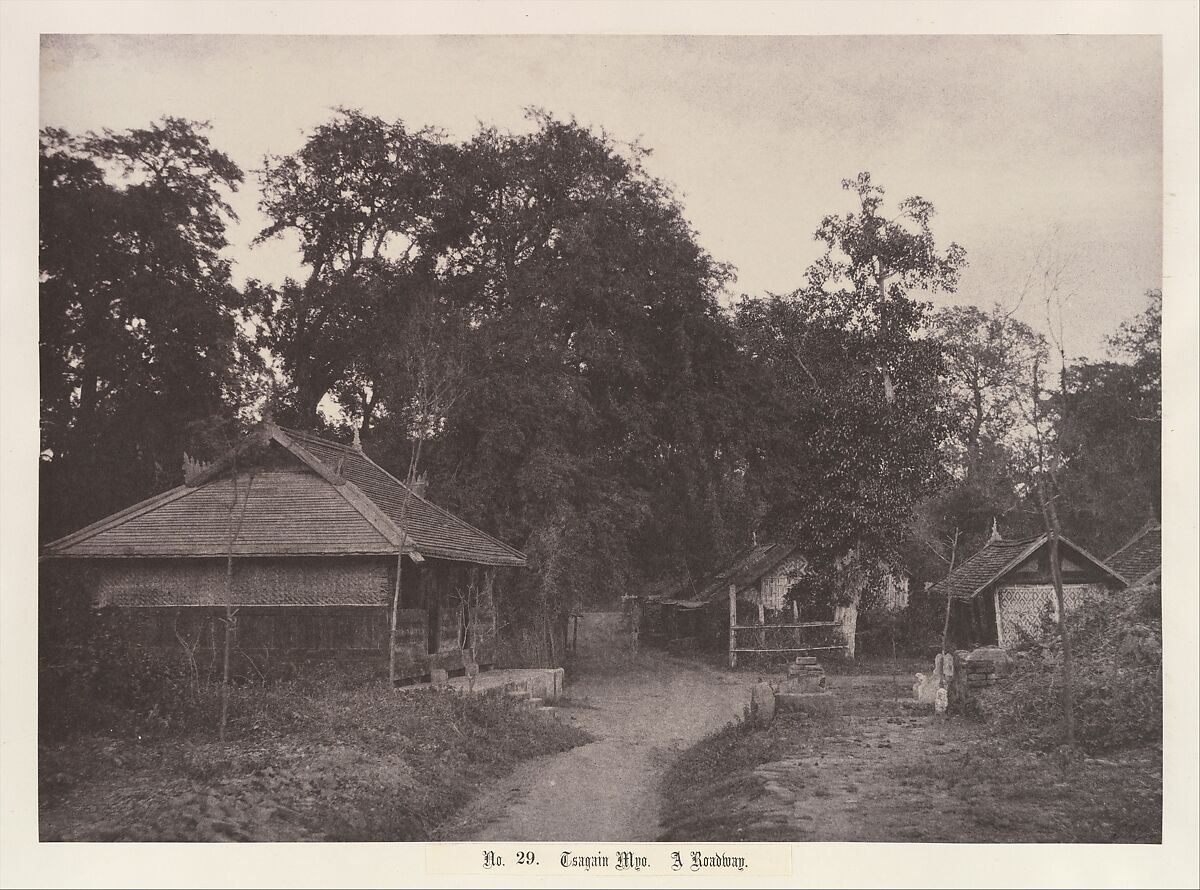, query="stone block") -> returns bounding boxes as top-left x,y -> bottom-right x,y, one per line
750,682 -> 776,726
